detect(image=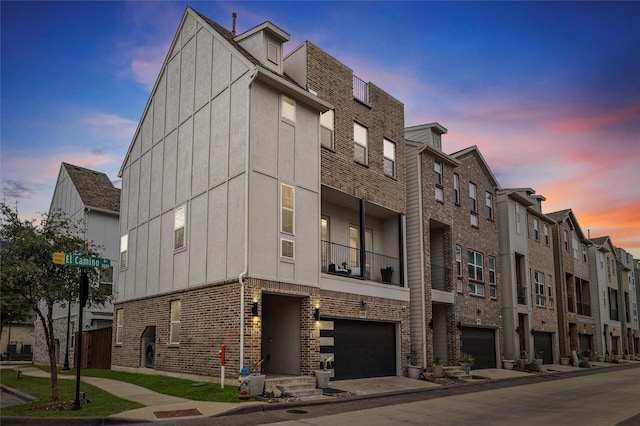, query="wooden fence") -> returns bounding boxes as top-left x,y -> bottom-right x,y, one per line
74,327 -> 112,369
